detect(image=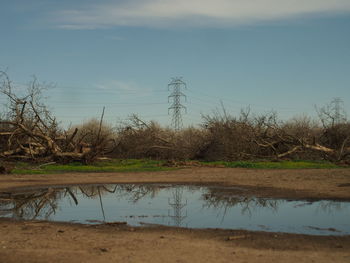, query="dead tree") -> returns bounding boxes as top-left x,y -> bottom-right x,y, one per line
252,113 -> 350,162
202,107 -> 350,162
0,71 -> 107,163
